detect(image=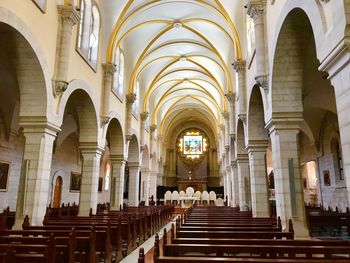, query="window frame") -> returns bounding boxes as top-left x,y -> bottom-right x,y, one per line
75,0 -> 100,71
